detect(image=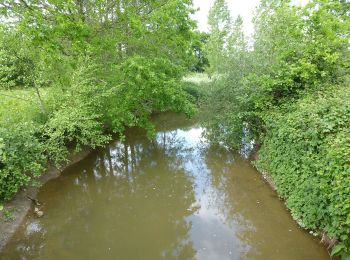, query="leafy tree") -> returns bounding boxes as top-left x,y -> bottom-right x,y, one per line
191,32 -> 210,72
0,0 -> 198,201
205,0 -> 350,254
206,0 -> 232,74
204,13 -> 251,149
